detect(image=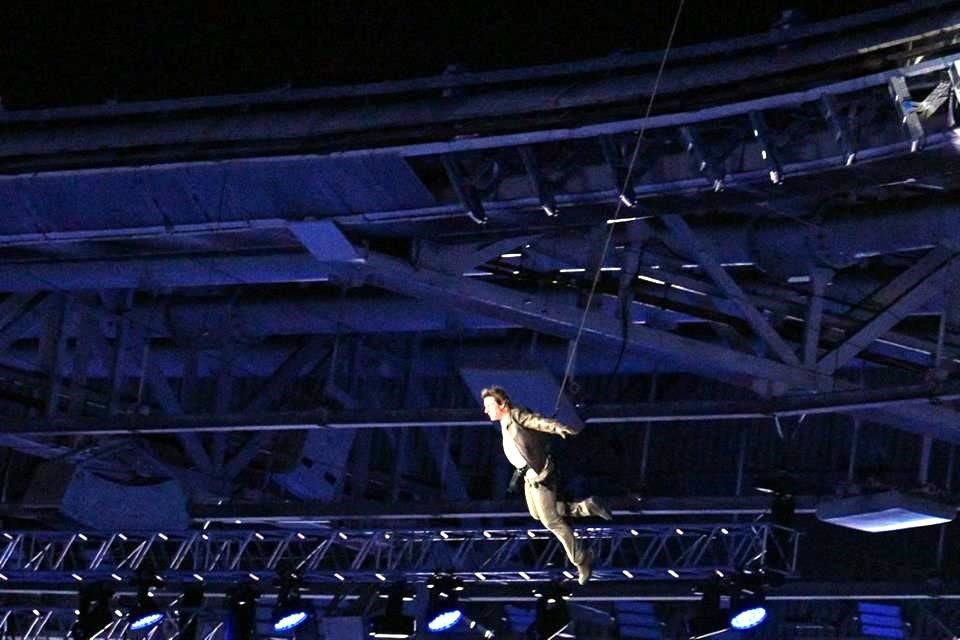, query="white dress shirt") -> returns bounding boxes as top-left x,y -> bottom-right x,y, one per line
500,422 -> 528,470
